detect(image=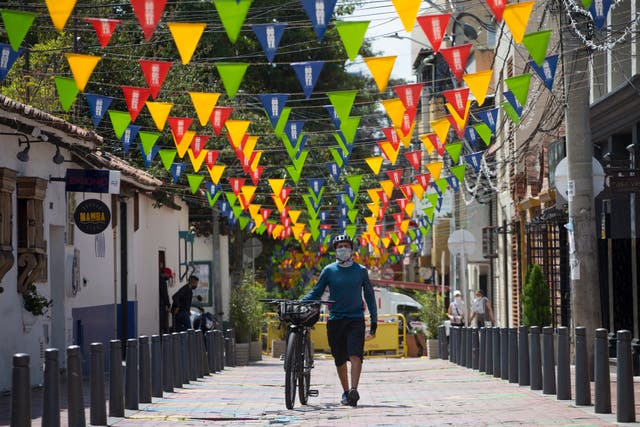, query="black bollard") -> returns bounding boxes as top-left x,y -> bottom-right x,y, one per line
508,327 -> 518,383
11,353 -> 31,427
90,343 -> 107,426
206,331 -> 216,374
216,330 -> 225,371
200,331 -> 210,375
437,326 -> 444,360
556,327 -> 571,400
139,336 -> 151,403
450,327 -> 457,363
616,330 -> 636,422
529,326 -> 542,390
67,345 -> 86,427
187,329 -> 197,380
500,328 -> 509,381
472,328 -> 480,370
225,328 -> 236,367
485,326 -> 493,375
125,338 -> 139,410
542,326 -> 556,395
460,327 -> 467,367
152,335 -> 165,397
492,327 -> 501,377
574,327 -> 590,406
466,327 -> 473,369
43,348 -> 60,427
179,332 -> 190,384
172,333 -> 182,388
109,340 -> 124,417
518,325 -> 530,386
594,328 -> 611,413
478,328 -> 485,372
